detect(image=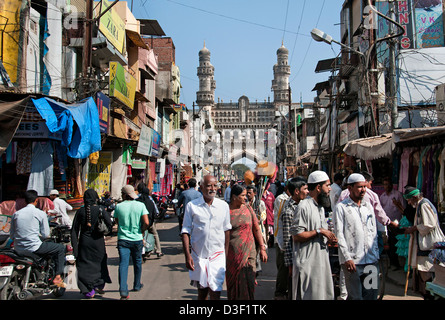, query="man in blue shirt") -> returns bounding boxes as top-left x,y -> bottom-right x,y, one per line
177,178 -> 202,233
10,190 -> 66,287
